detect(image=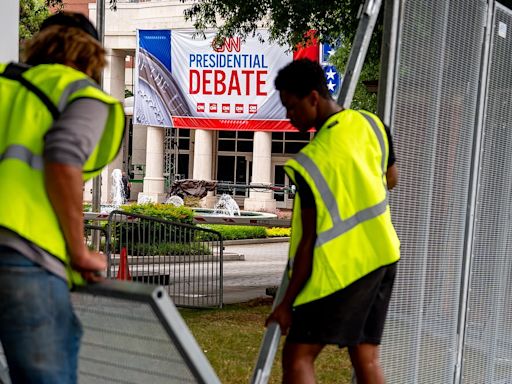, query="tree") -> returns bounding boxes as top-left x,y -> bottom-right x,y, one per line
182,1 -> 363,48
331,32 -> 381,111
19,0 -> 51,41
18,0 -> 113,49
19,0 -> 115,41
181,0 -> 382,111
